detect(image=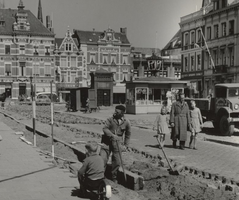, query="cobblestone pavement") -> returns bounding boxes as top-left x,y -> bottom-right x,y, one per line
58,106 -> 239,183
0,121 -> 120,200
